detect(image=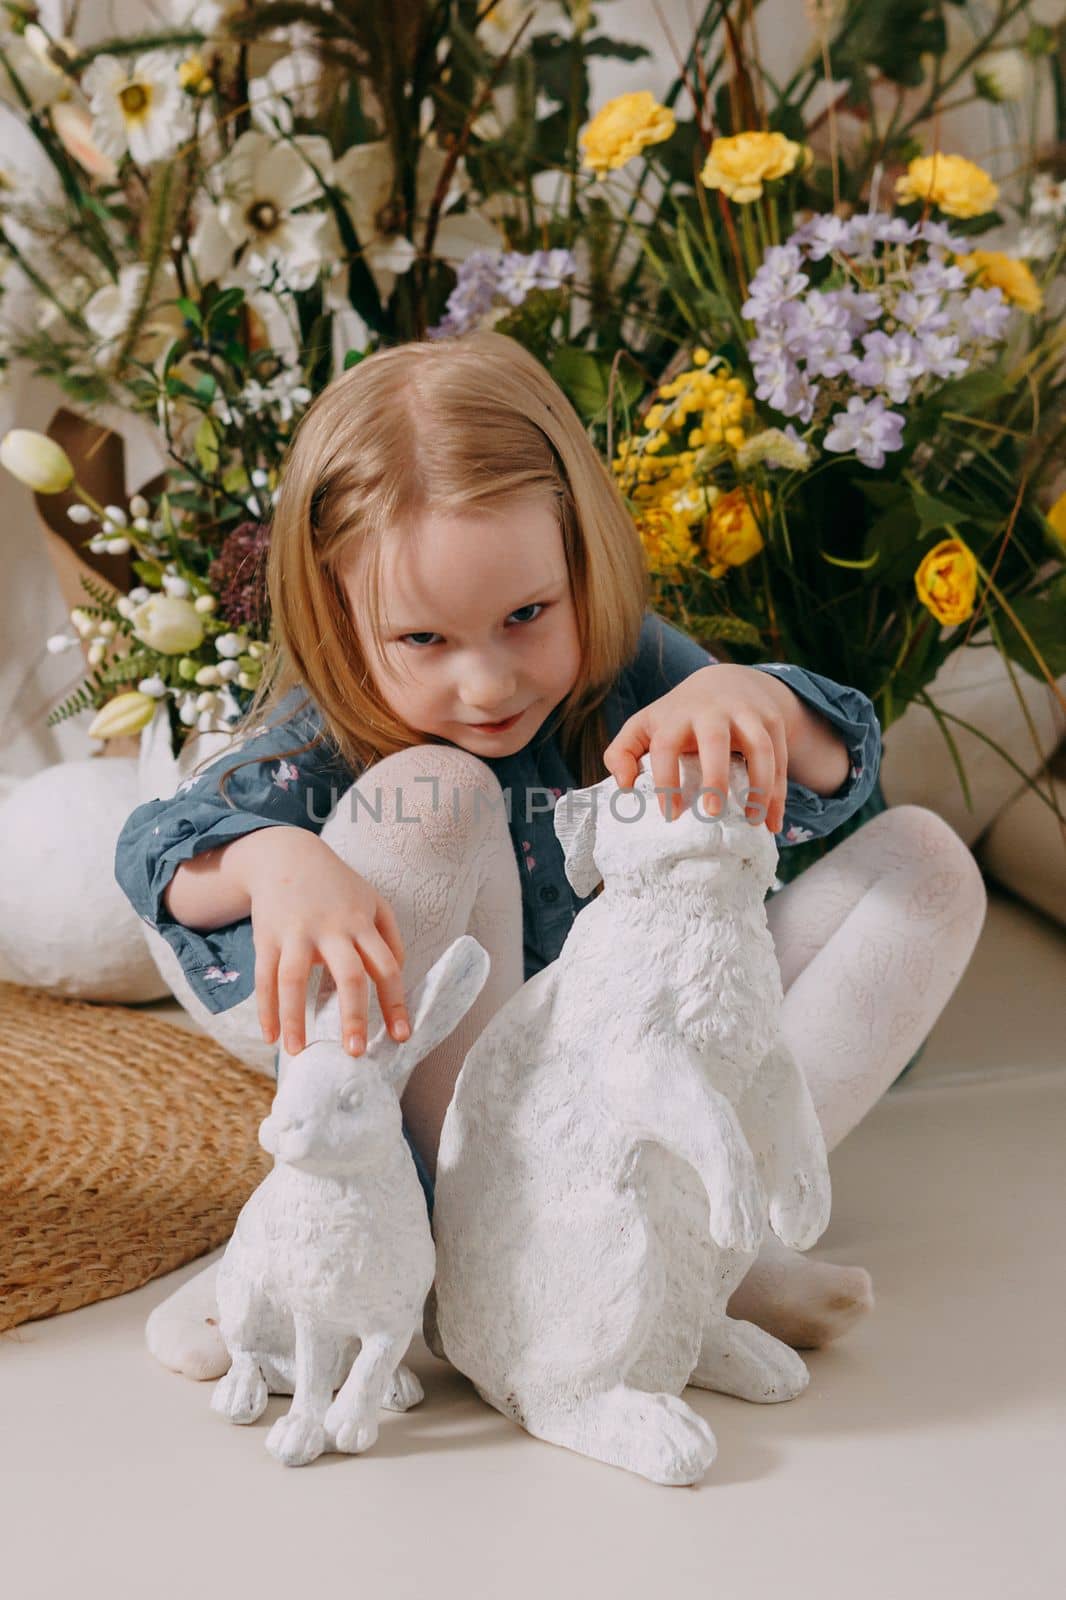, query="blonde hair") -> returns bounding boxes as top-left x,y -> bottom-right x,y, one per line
196,330 -> 650,799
